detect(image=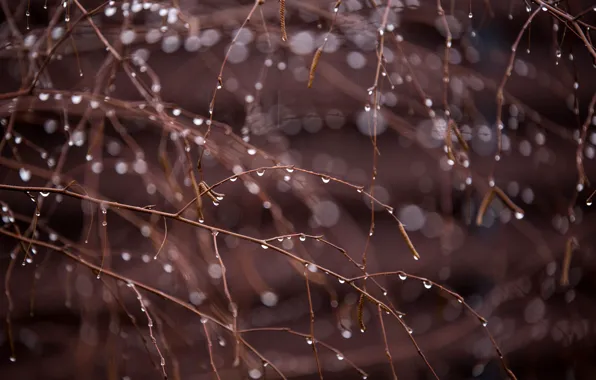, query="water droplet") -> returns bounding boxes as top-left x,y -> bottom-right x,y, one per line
364,104 -> 371,112
9,356 -> 16,362
406,326 -> 413,334
261,244 -> 268,249
256,169 -> 265,176
102,221 -> 108,227
336,353 -> 344,361
247,148 -> 257,155
423,280 -> 432,289
515,212 -> 524,220
305,337 -> 313,345
338,278 -> 345,284
398,272 -> 407,281
586,199 -> 593,206
40,191 -> 50,197
230,176 -> 238,182
19,168 -> 32,182
321,176 -> 330,184
299,234 -> 306,242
